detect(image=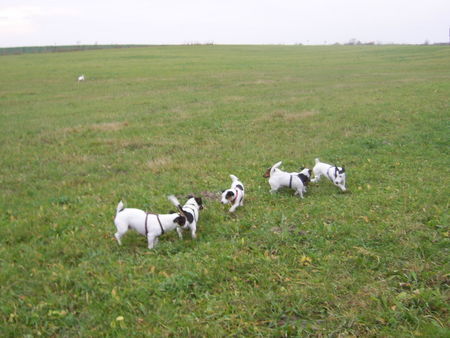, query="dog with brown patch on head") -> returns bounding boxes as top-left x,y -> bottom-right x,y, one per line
221,174 -> 245,213
263,161 -> 312,198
